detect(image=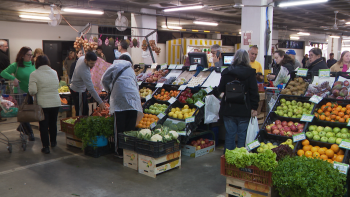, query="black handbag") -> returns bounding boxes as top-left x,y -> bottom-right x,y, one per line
225,80 -> 247,105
